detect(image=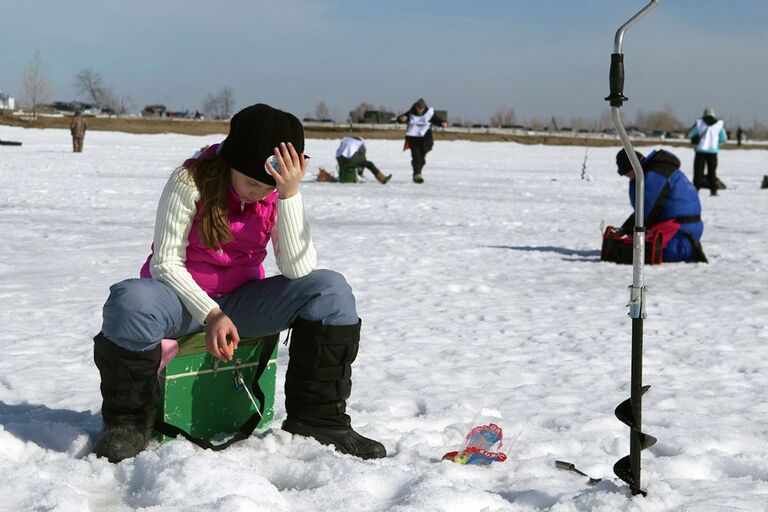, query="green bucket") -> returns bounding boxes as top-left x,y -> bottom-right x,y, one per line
339,166 -> 358,183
